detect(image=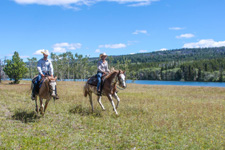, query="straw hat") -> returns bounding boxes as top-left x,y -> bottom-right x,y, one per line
100,52 -> 107,58
41,49 -> 50,56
